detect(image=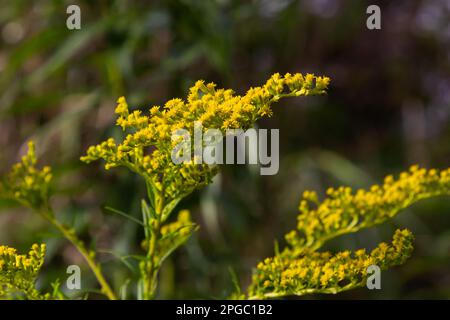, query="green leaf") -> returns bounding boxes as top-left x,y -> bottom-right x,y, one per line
50,279 -> 67,300
104,206 -> 144,226
119,279 -> 131,300
145,180 -> 156,211
228,267 -> 241,295
161,197 -> 182,222
141,199 -> 155,221
157,224 -> 199,267
141,199 -> 156,241
137,279 -> 144,301
98,249 -> 138,274
274,240 -> 280,257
